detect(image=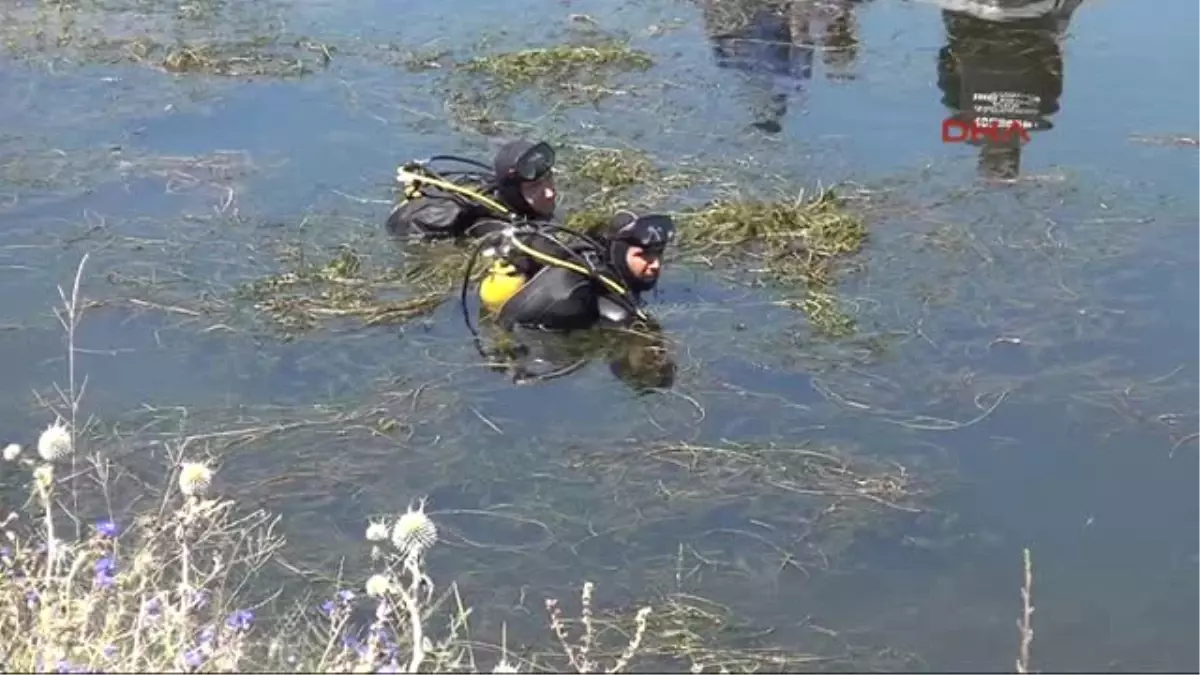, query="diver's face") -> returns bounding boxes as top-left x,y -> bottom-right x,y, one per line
625,245 -> 663,283
519,173 -> 557,216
